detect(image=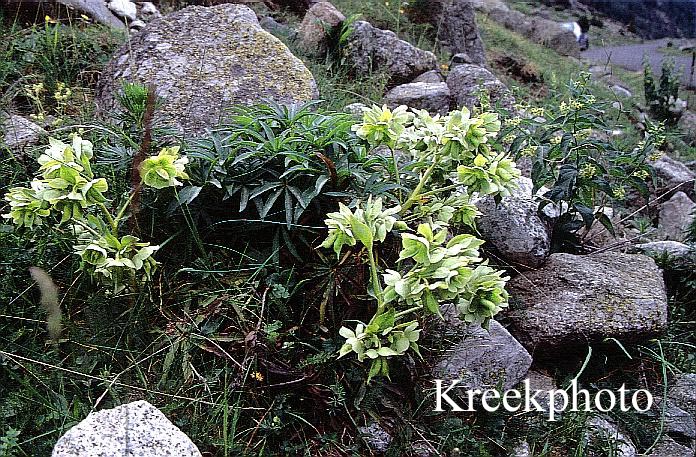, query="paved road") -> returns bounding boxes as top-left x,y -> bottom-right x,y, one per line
582,39 -> 696,88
